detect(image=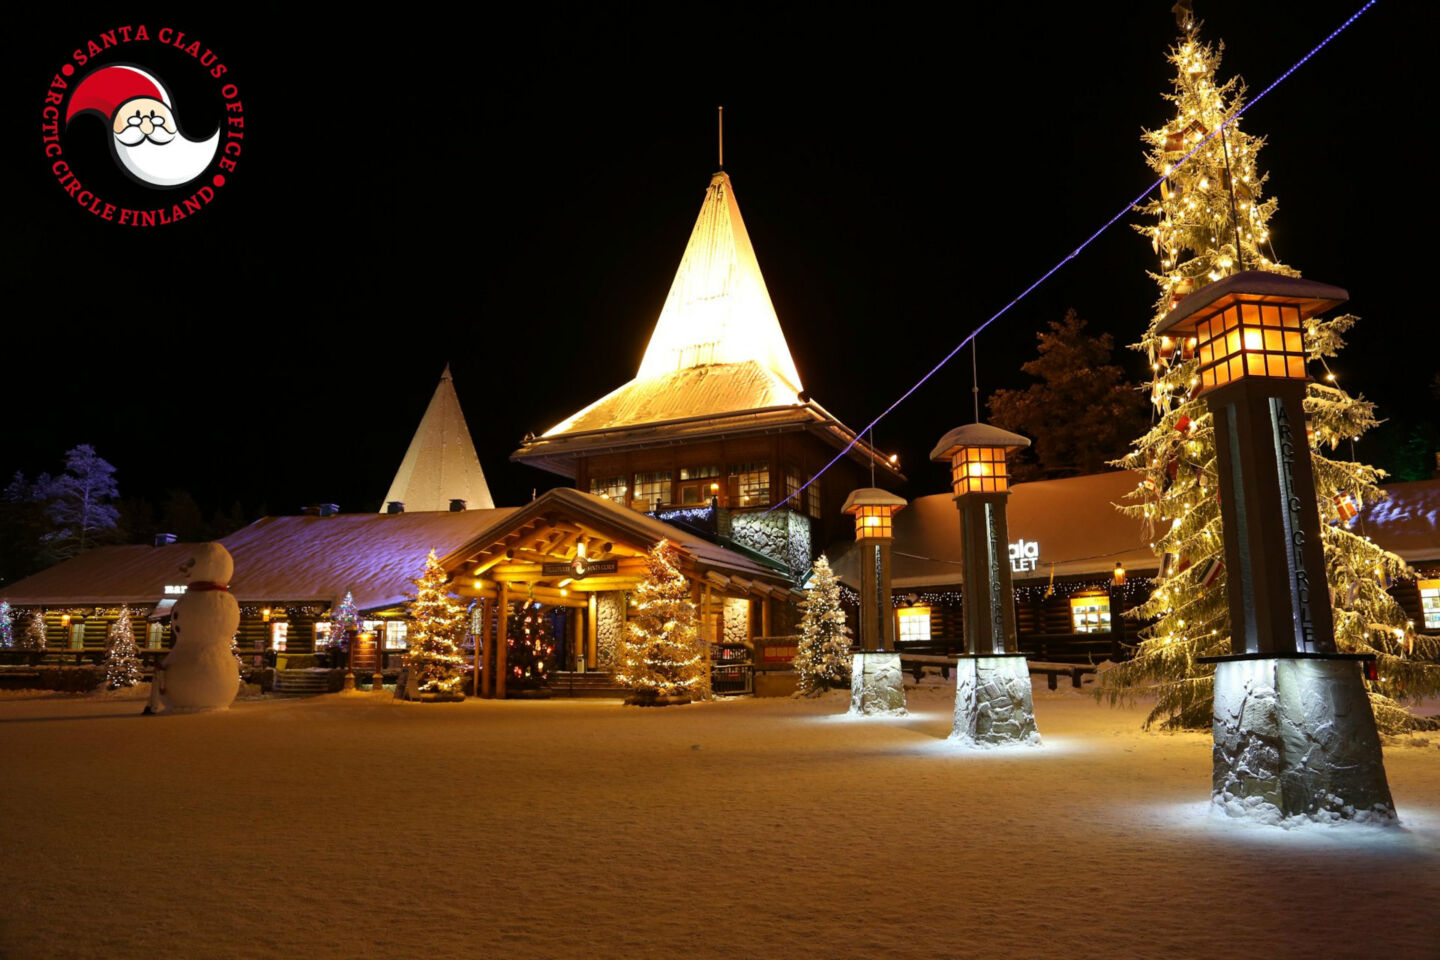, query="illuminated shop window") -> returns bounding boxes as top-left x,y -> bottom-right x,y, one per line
631,471 -> 673,511
897,607 -> 932,643
1420,580 -> 1440,630
590,476 -> 627,501
70,622 -> 86,649
147,622 -> 165,649
270,621 -> 289,651
385,621 -> 409,650
728,461 -> 770,506
679,466 -> 721,505
1070,595 -> 1112,634
314,622 -> 332,649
